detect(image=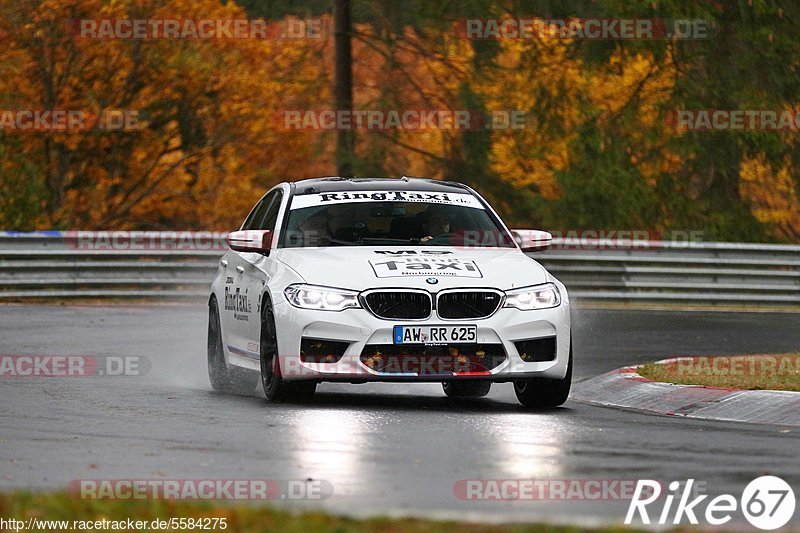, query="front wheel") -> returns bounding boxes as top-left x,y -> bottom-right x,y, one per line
260,299 -> 316,402
207,298 -> 258,394
513,342 -> 572,409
